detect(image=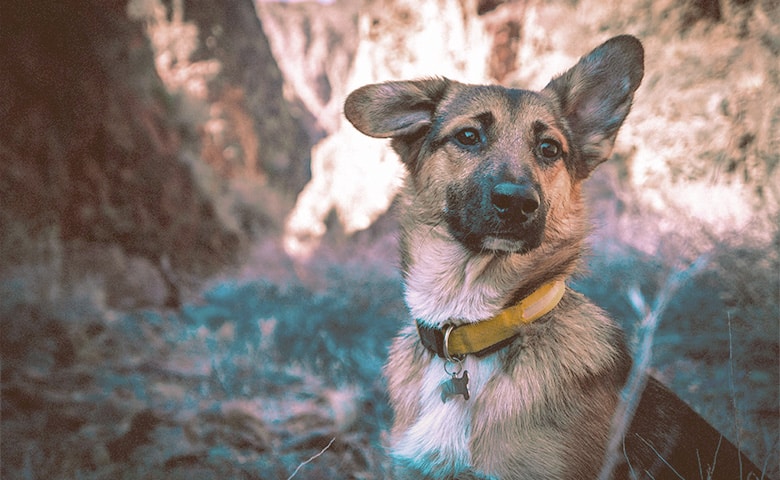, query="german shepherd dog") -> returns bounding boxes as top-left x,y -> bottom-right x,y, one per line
345,35 -> 766,479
